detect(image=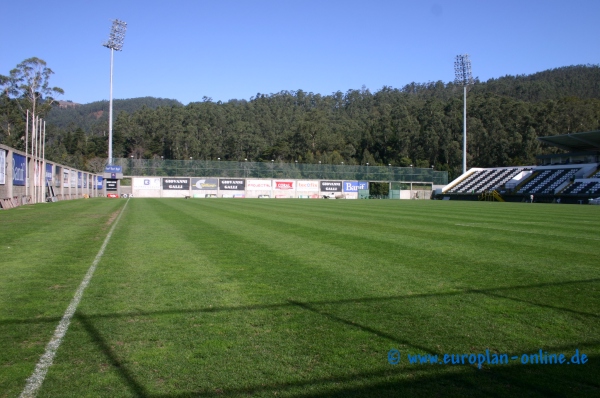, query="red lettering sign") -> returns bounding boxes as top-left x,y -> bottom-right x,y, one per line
276,181 -> 293,190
